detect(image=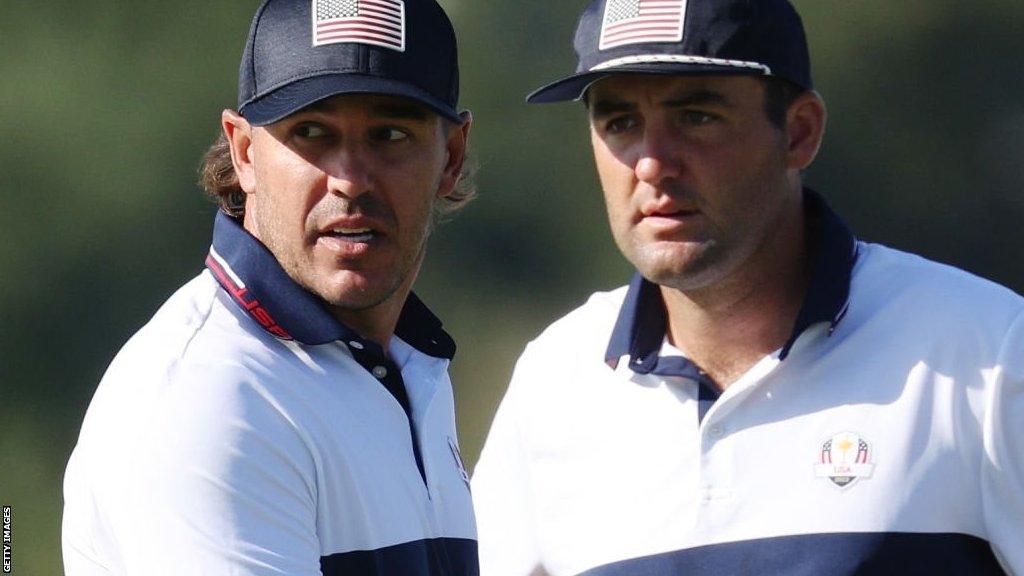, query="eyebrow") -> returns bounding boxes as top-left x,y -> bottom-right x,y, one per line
589,89 -> 733,118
